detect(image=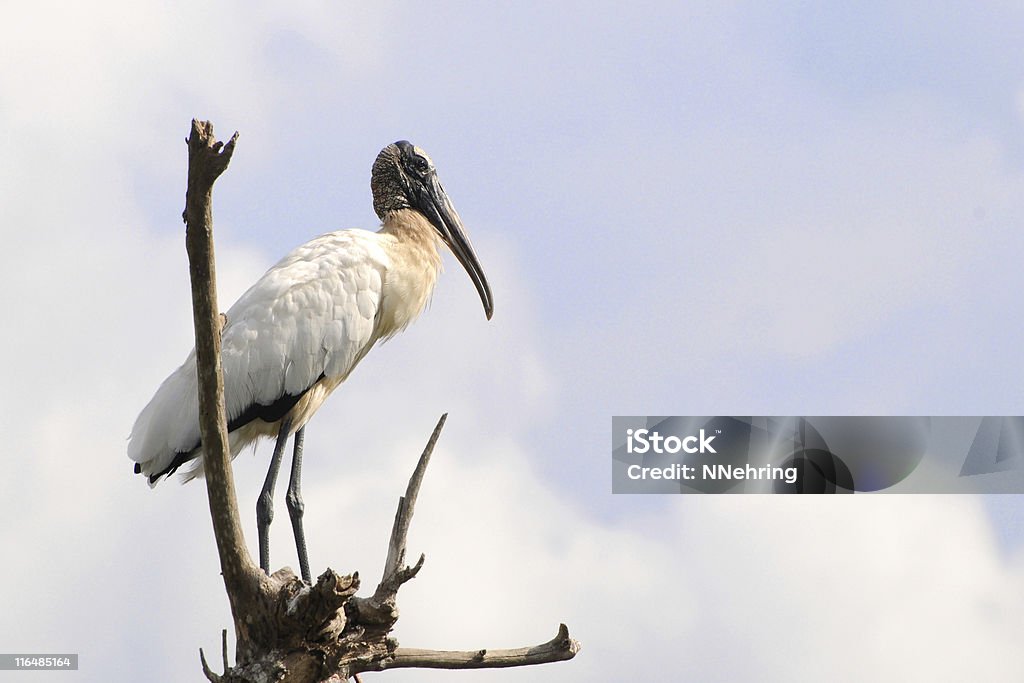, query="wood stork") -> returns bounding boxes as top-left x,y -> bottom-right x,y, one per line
128,141 -> 492,583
